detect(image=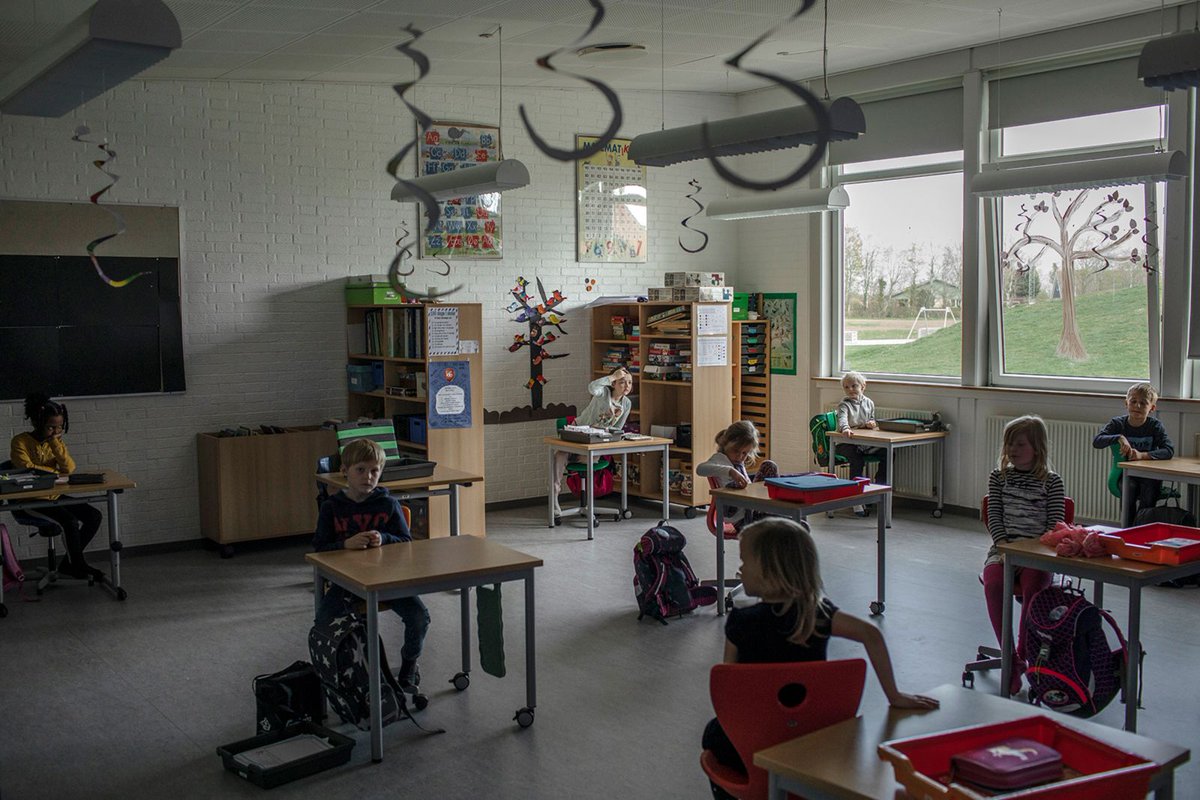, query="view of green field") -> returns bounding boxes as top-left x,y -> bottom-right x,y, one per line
845,286 -> 1149,379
